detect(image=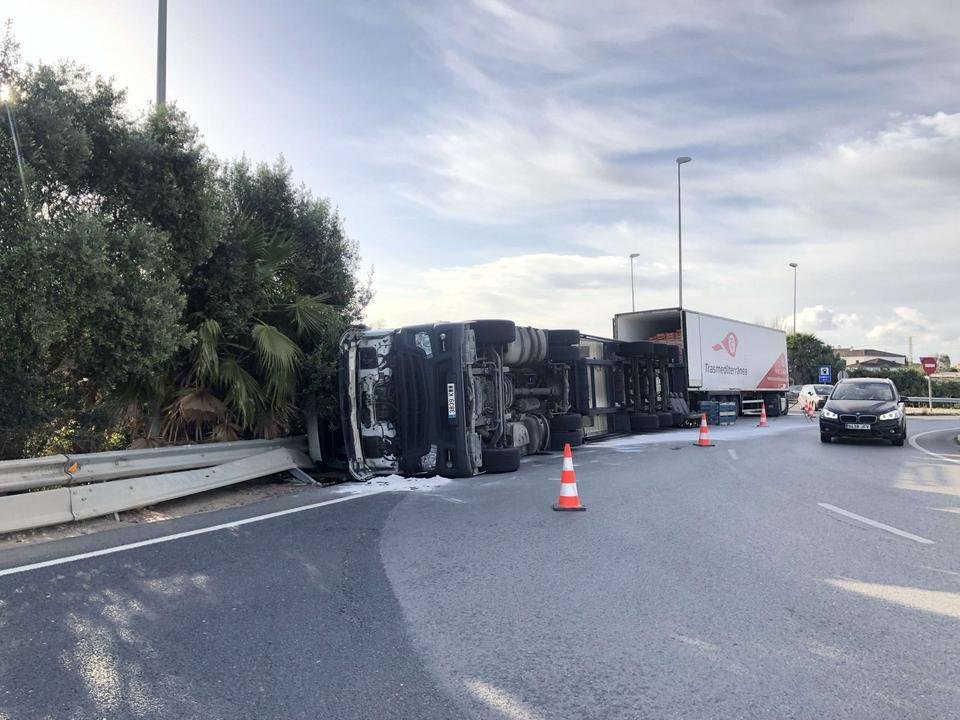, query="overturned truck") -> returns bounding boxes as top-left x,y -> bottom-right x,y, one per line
339,319 -> 690,480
